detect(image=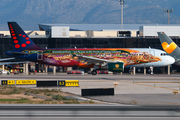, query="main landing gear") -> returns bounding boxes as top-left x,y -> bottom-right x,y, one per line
91,65 -> 99,75
91,70 -> 97,75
